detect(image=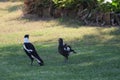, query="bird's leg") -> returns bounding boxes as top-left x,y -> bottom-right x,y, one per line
30,58 -> 34,66
64,57 -> 68,63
